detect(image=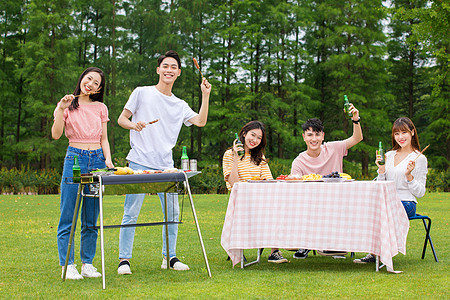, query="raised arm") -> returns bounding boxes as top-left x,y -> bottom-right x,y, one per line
188,78 -> 211,127
223,140 -> 244,189
344,103 -> 363,149
405,154 -> 428,198
51,94 -> 74,140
